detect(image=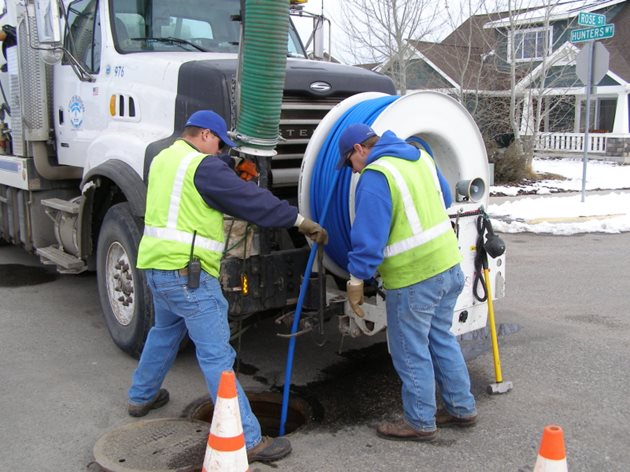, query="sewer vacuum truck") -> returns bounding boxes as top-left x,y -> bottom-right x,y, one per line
0,0 -> 505,357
